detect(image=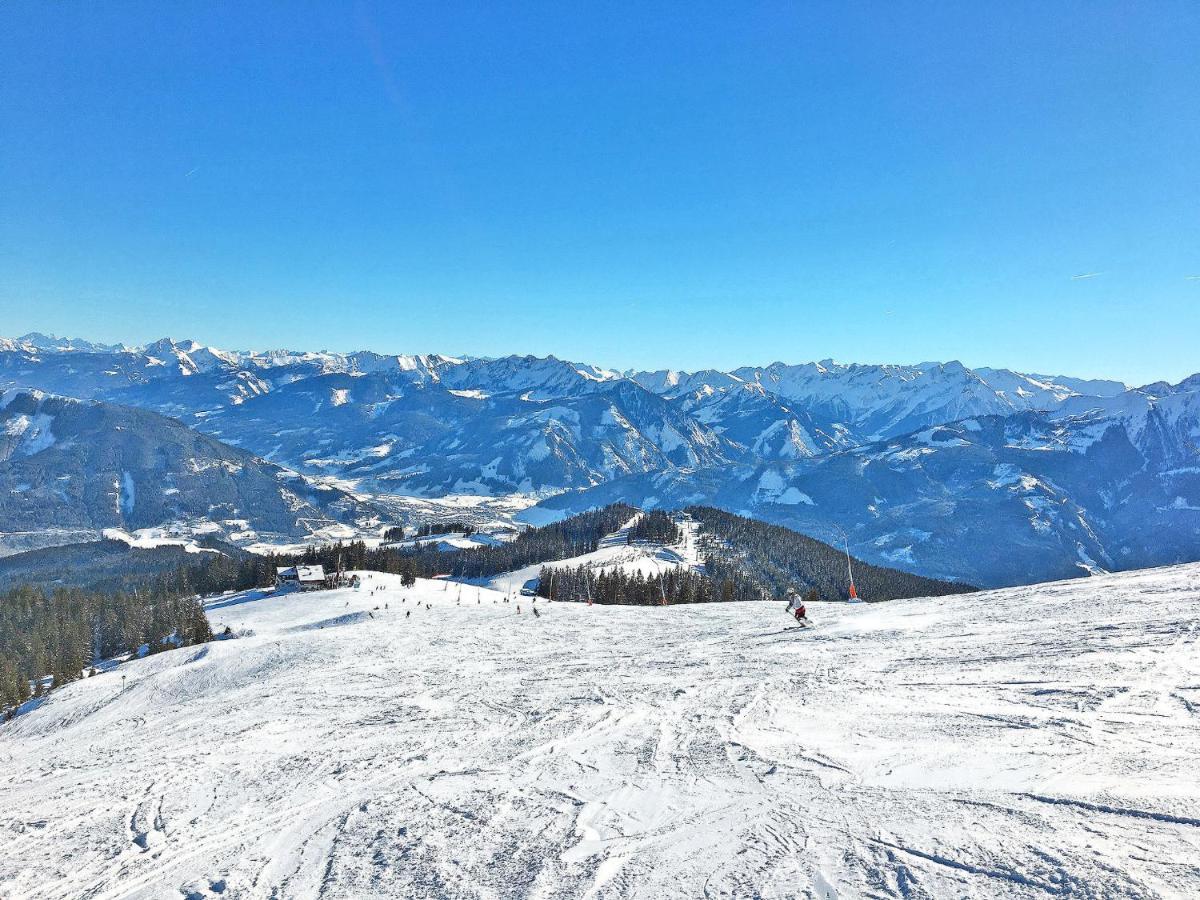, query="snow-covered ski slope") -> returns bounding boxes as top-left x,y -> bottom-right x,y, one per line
2,565 -> 1199,899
